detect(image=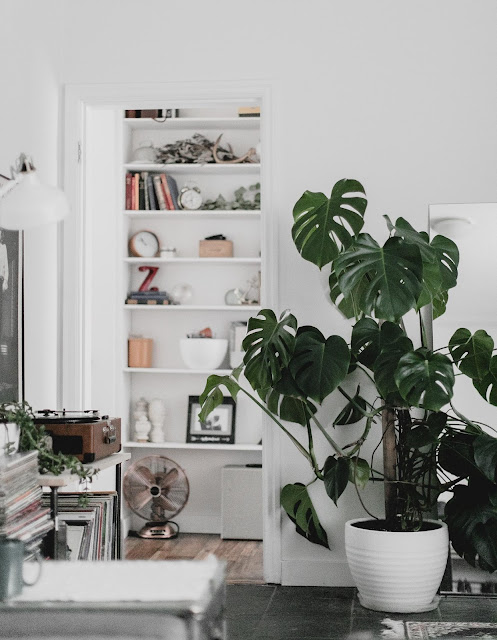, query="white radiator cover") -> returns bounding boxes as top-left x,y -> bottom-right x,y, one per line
221,465 -> 263,540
